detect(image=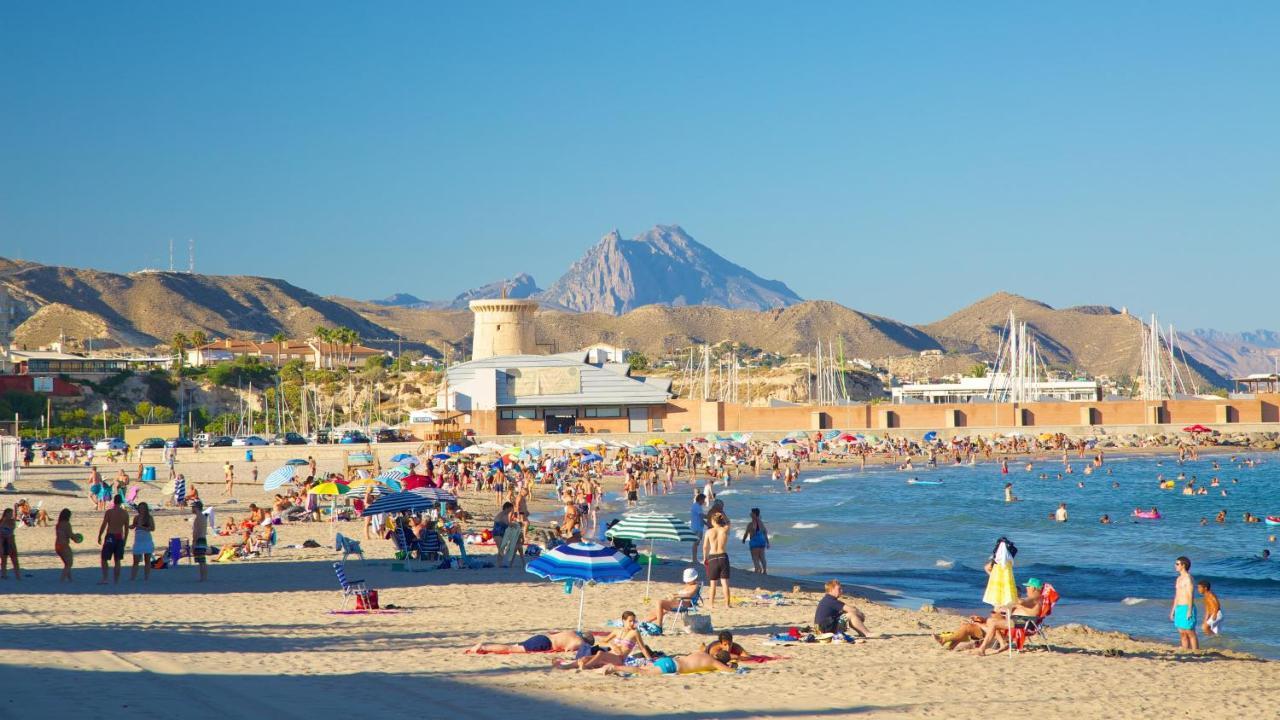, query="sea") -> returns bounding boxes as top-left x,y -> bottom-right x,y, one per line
609,453 -> 1280,659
